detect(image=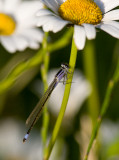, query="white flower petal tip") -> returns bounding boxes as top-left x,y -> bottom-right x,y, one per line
83,24 -> 96,40
1,37 -> 17,53
0,0 -> 44,53
74,25 -> 86,50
